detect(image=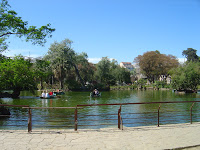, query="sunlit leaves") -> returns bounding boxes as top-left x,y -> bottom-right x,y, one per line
170,62 -> 200,90
95,57 -> 131,86
44,39 -> 80,89
0,0 -> 55,52
0,55 -> 36,91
